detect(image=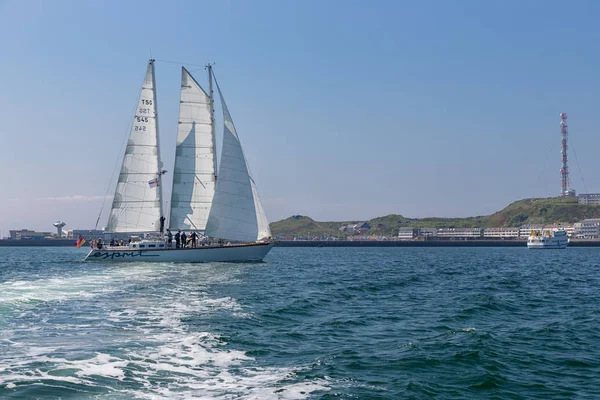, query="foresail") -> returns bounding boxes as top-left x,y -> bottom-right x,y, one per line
204,81 -> 270,242
106,60 -> 162,233
169,67 -> 216,231
252,180 -> 272,239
